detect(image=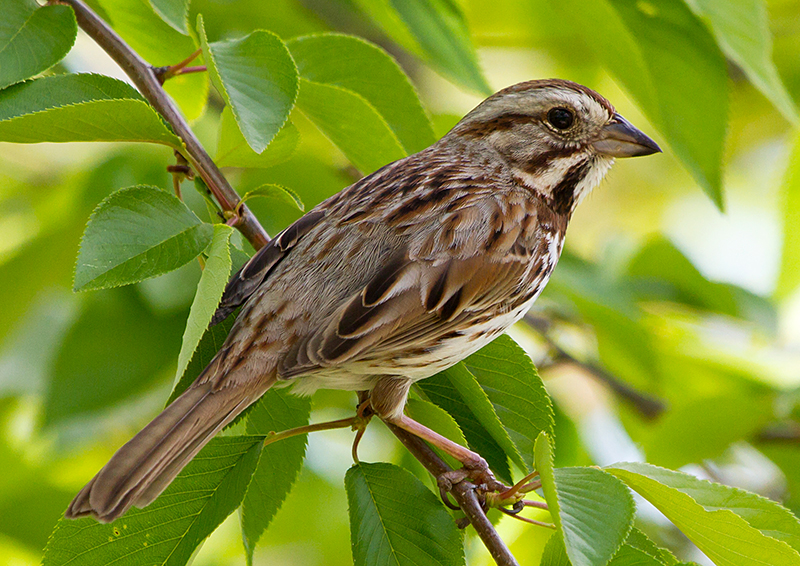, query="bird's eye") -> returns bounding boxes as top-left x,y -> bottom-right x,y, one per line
547,107 -> 574,130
